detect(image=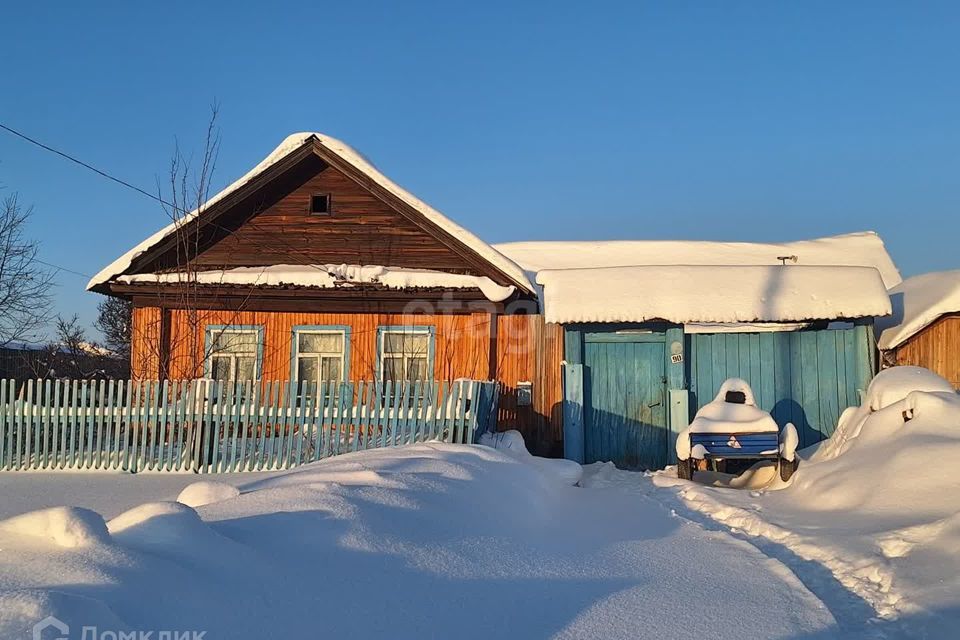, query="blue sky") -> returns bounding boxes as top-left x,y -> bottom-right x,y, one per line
1,1 -> 958,337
